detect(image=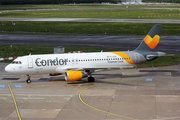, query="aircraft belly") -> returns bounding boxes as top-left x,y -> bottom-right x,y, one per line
82,61 -> 133,69
31,66 -> 57,74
